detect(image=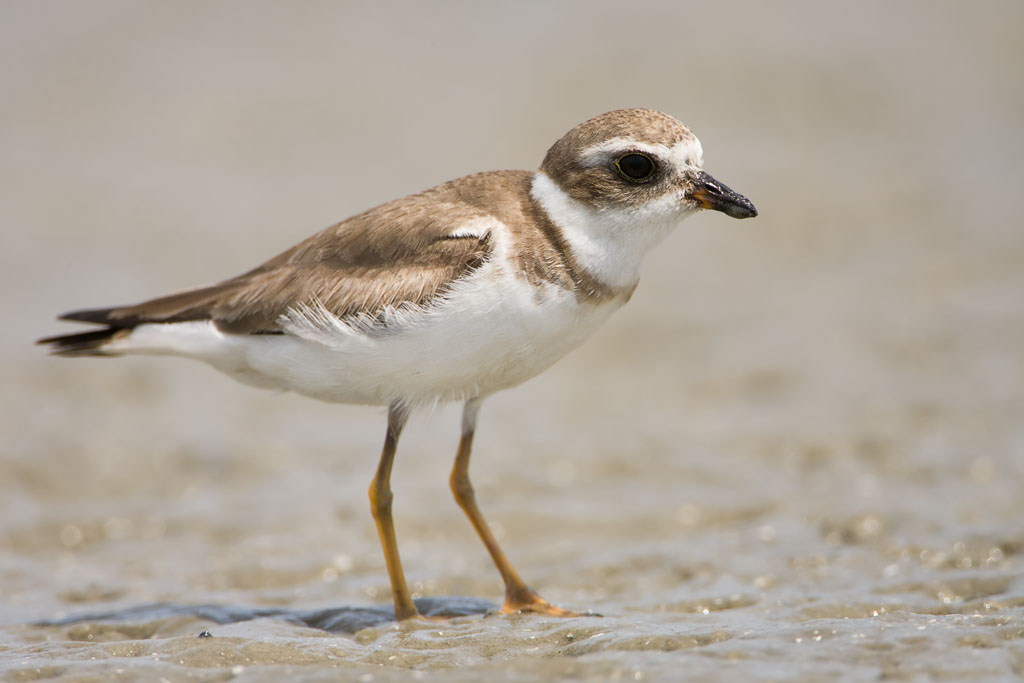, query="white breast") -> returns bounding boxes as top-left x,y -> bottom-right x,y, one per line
269,266 -> 621,405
